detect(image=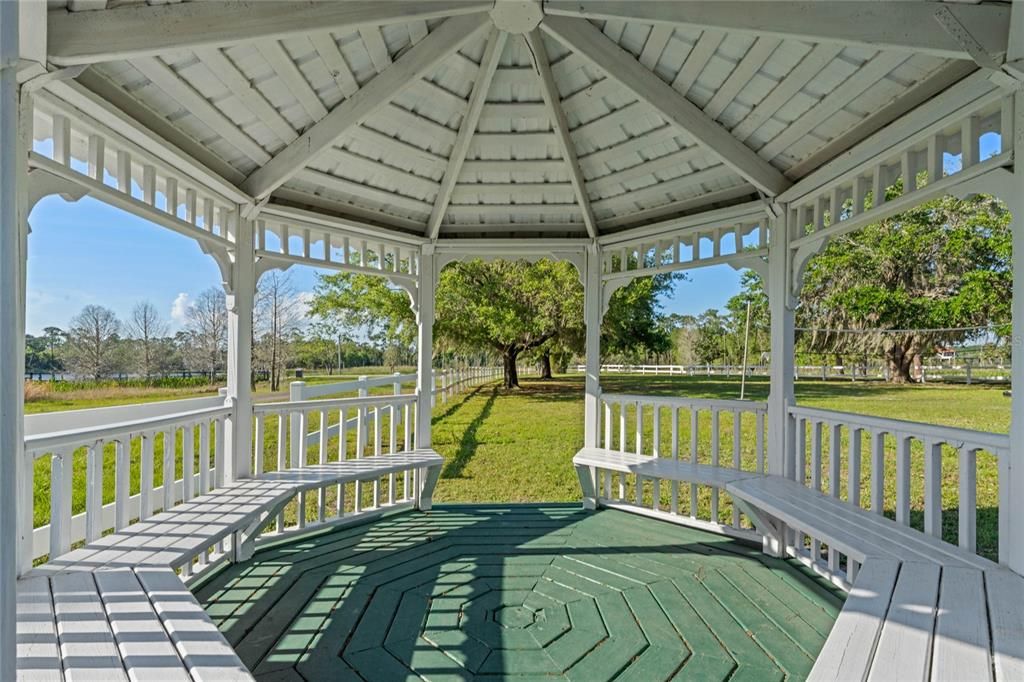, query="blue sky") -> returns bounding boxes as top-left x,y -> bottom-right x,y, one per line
25,195 -> 736,336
